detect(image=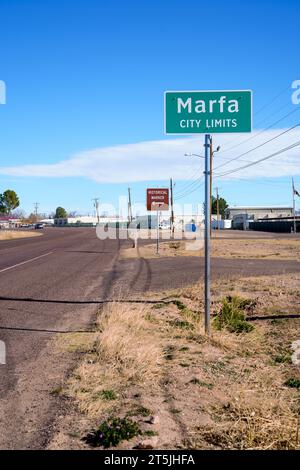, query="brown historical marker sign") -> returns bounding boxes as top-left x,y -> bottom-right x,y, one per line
147,188 -> 169,211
